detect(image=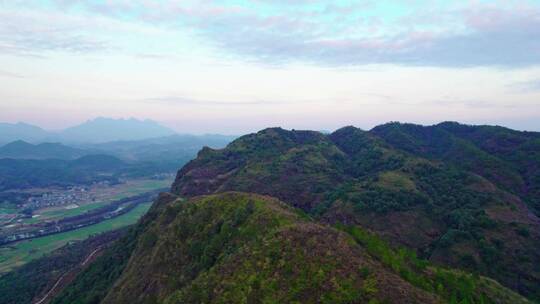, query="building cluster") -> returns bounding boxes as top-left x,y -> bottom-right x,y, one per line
151,173 -> 175,180
25,186 -> 95,209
